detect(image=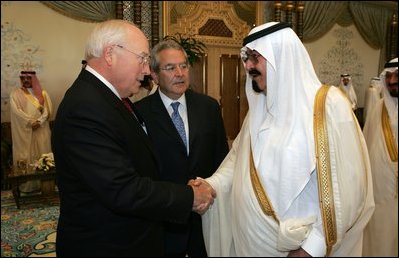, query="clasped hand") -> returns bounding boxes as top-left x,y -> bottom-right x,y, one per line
188,178 -> 216,215
32,120 -> 41,130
